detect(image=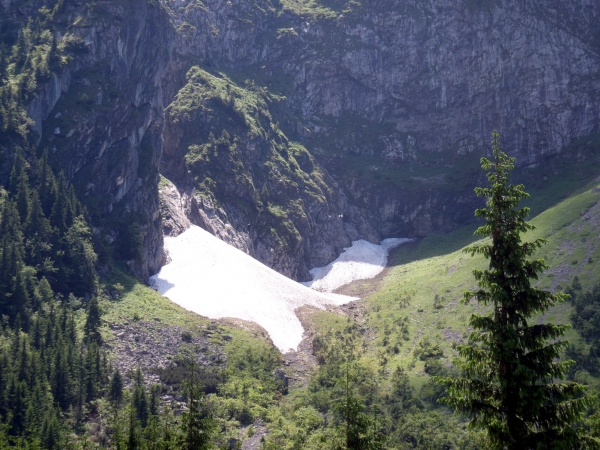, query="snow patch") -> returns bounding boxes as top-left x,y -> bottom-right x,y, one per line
302,238 -> 412,292
150,226 -> 357,353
